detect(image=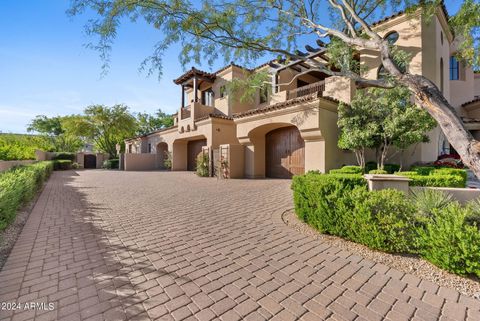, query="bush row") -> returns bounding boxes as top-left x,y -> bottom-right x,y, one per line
330,164 -> 467,188
395,166 -> 467,188
103,159 -> 119,169
292,172 -> 480,277
0,161 -> 53,230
